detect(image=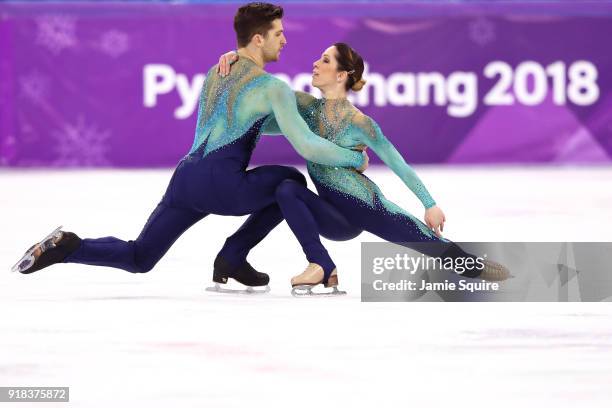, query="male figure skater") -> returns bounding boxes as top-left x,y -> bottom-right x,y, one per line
12,3 -> 367,293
